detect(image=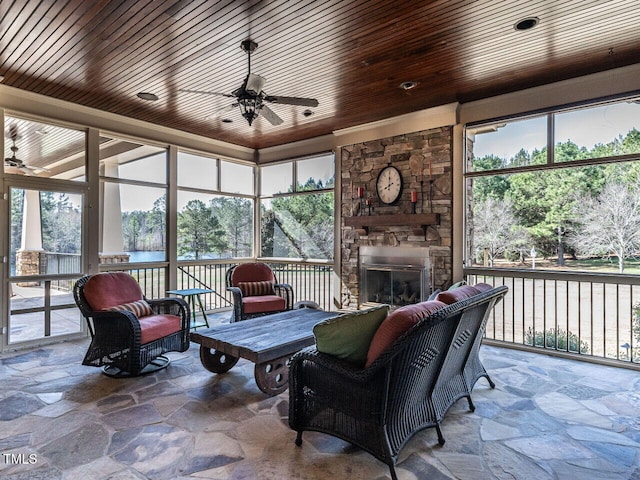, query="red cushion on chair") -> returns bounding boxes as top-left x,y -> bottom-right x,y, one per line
138,314 -> 182,344
232,262 -> 276,284
242,295 -> 286,314
83,272 -> 145,311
